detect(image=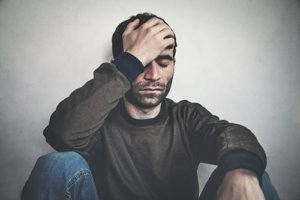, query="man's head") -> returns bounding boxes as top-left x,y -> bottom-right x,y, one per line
112,13 -> 177,109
